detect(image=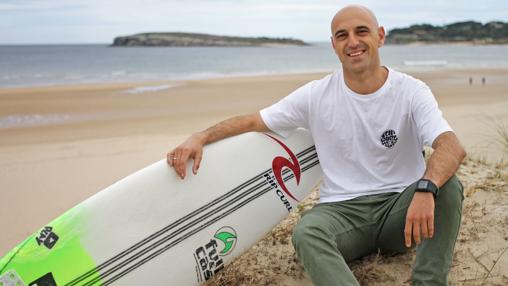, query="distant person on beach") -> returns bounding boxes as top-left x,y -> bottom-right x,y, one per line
167,5 -> 466,285
469,77 -> 473,86
482,77 -> 486,86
